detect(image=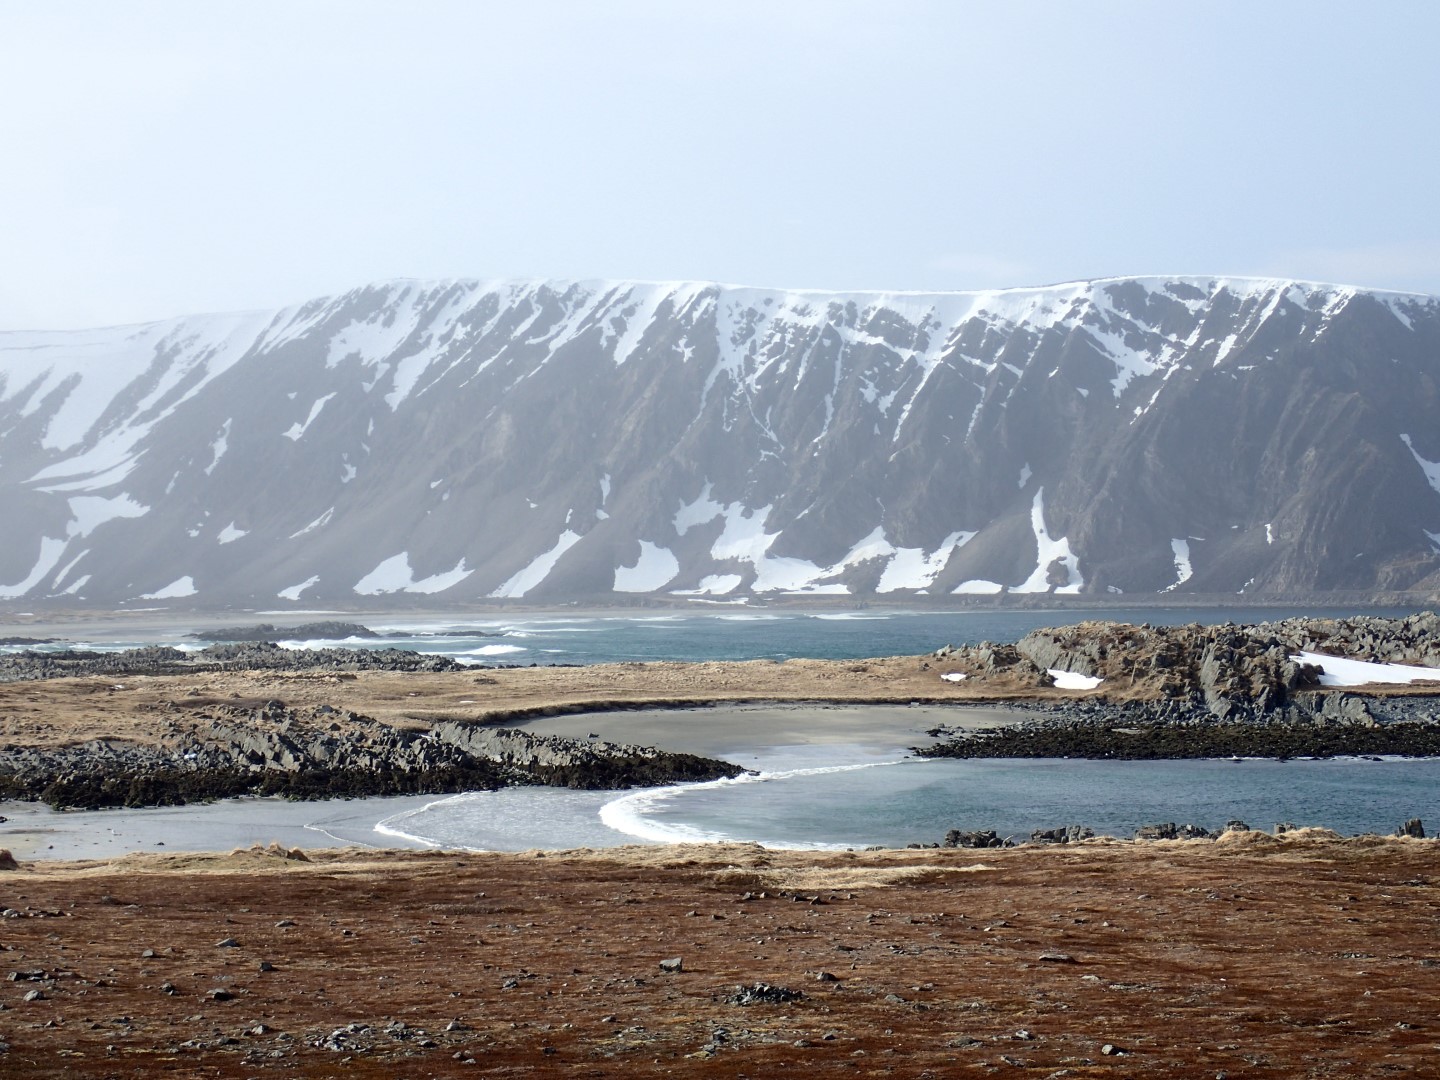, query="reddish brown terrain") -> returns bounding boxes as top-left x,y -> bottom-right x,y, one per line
1,833 -> 1437,1078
